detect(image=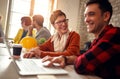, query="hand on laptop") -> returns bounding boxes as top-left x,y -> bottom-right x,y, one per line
23,47 -> 43,58
42,55 -> 66,68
